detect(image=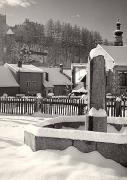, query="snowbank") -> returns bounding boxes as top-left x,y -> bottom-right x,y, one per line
107,117 -> 127,125
34,115 -> 87,127
89,107 -> 107,117
0,115 -> 127,179
32,111 -> 58,118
